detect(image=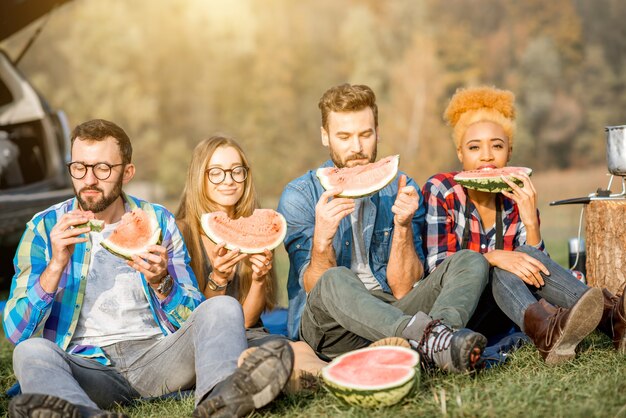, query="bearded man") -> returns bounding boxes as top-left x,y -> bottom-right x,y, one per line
277,84 -> 489,373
